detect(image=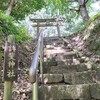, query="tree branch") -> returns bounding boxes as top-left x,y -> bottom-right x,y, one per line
6,0 -> 17,15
